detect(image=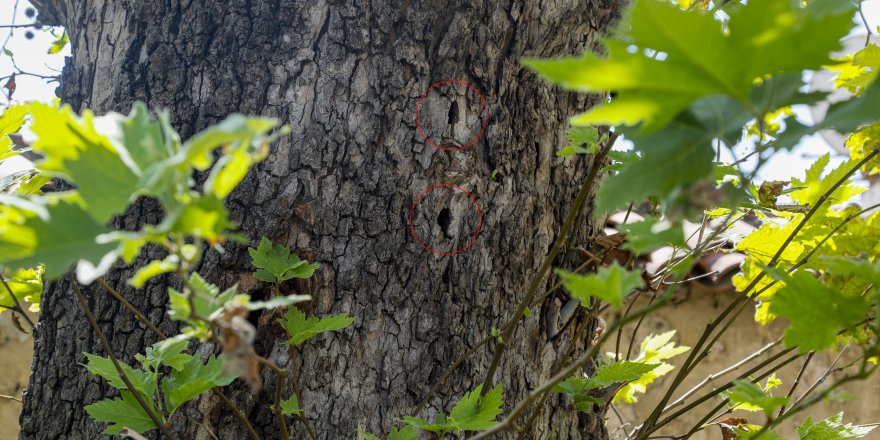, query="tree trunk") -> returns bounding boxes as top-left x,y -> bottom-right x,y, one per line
21,0 -> 622,438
